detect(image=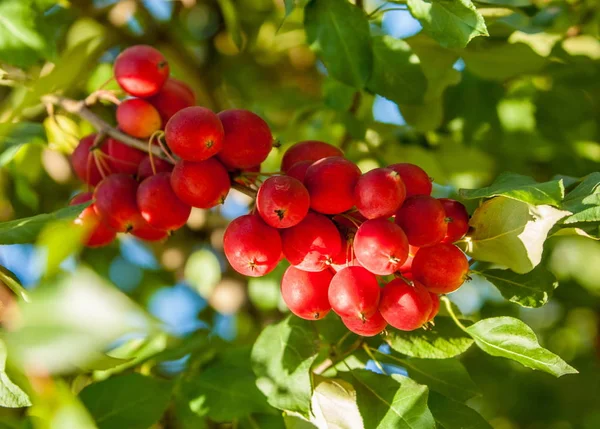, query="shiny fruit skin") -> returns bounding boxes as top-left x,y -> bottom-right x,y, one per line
355,168 -> 406,219
304,157 -> 361,214
137,172 -> 191,231
379,278 -> 432,331
398,245 -> 419,273
286,160 -> 312,182
280,212 -> 342,272
131,220 -> 169,242
137,156 -> 173,180
353,219 -> 409,275
256,176 -> 310,228
439,198 -> 469,243
114,45 -> 169,97
281,141 -> 343,172
93,174 -> 144,232
216,109 -> 273,169
107,138 -> 147,175
341,311 -> 387,337
388,163 -> 432,197
147,77 -> 196,124
281,266 -> 333,320
71,134 -> 111,186
223,215 -> 282,277
70,192 -> 116,247
395,195 -> 447,247
330,236 -> 362,272
411,243 -> 469,294
116,98 -> 161,138
165,106 -> 224,162
427,293 -> 440,322
328,266 -> 381,319
170,159 -> 230,208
